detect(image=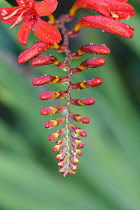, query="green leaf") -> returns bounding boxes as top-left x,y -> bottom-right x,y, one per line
0,0 -> 11,7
